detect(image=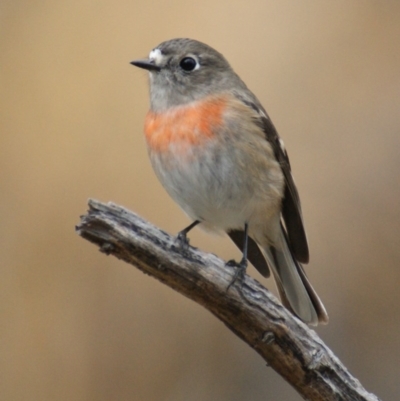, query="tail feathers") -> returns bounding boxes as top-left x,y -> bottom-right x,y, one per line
263,229 -> 328,325
295,262 -> 329,324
